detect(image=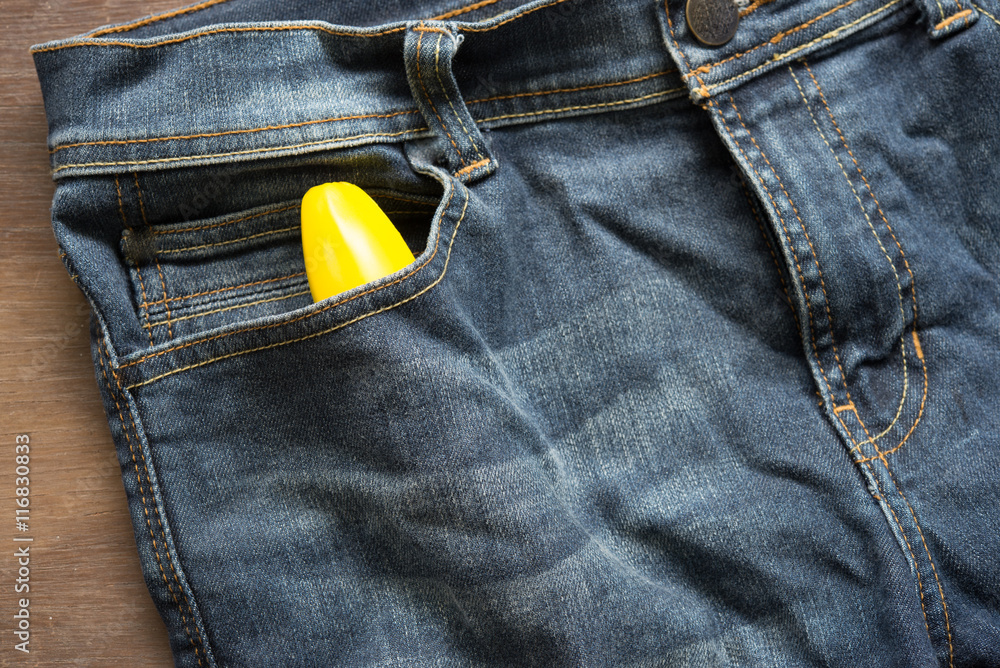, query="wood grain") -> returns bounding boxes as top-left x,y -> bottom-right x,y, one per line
0,2 -> 190,665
